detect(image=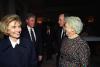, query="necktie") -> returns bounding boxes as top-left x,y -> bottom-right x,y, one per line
30,29 -> 35,42
61,30 -> 66,39
62,31 -> 66,39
